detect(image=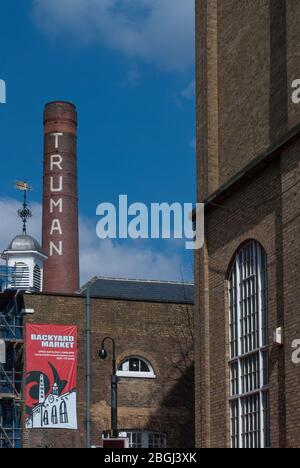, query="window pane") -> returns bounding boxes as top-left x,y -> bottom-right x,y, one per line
140,360 -> 150,372
230,362 -> 239,397
128,432 -> 142,448
230,400 -> 239,449
241,395 -> 261,448
121,360 -> 129,371
129,358 -> 140,372
149,433 -> 166,449
241,353 -> 260,394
